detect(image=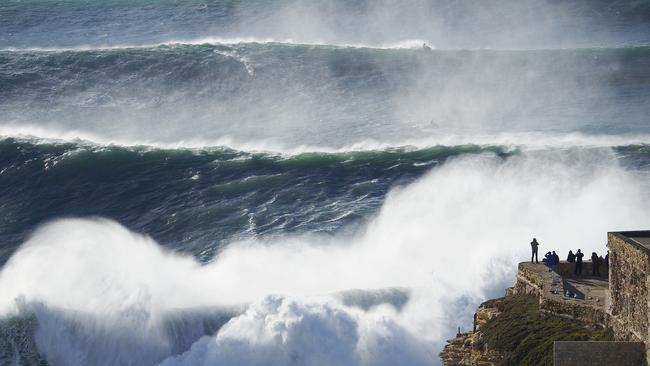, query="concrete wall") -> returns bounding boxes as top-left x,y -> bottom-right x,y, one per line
554,341 -> 645,366
607,232 -> 650,364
